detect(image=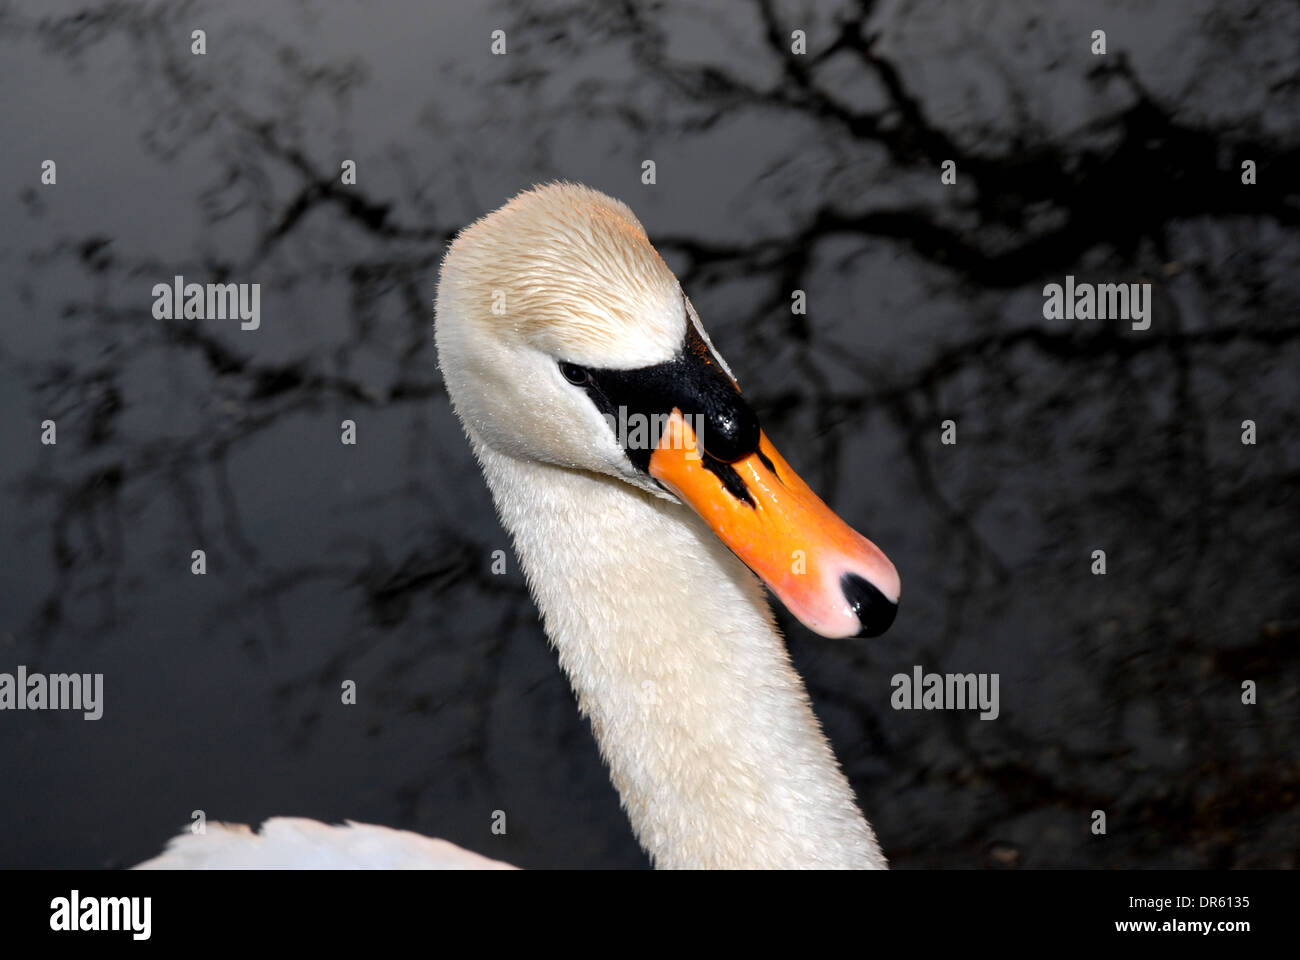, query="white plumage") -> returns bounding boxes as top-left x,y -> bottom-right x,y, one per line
137,818 -> 514,869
